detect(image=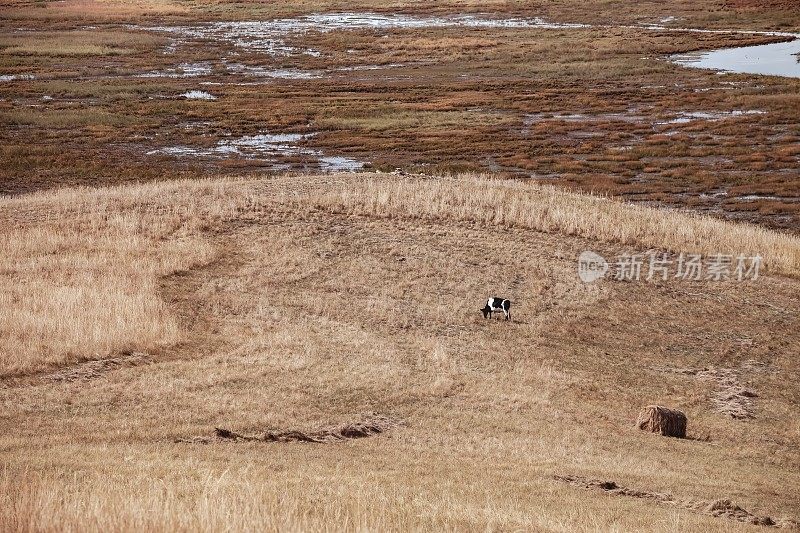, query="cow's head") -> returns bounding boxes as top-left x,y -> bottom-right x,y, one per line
480,304 -> 491,318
